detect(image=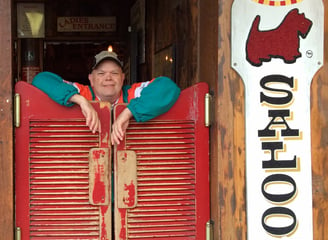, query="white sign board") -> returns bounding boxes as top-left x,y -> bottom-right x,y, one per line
231,0 -> 323,239
57,17 -> 116,32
